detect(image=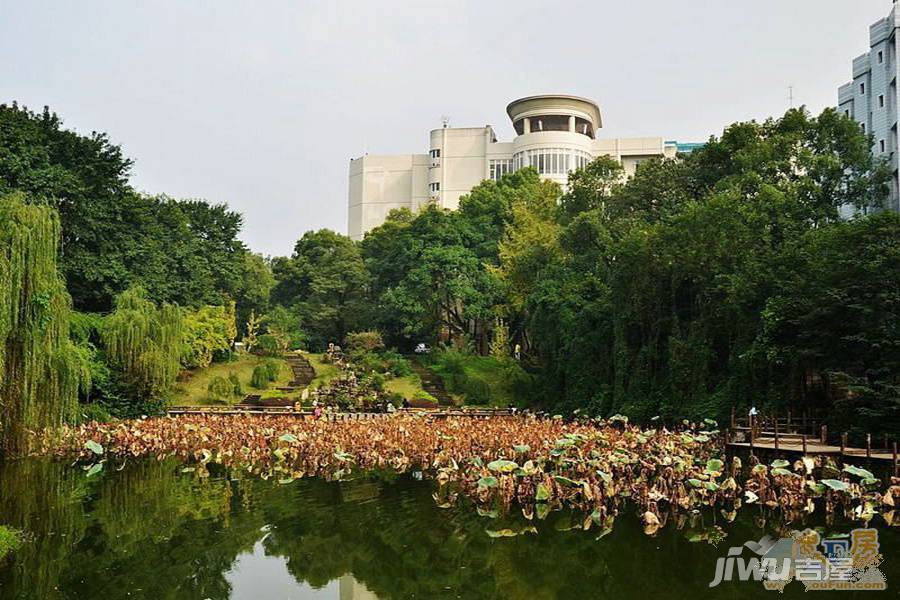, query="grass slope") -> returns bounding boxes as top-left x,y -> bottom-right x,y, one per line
171,355 -> 293,405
